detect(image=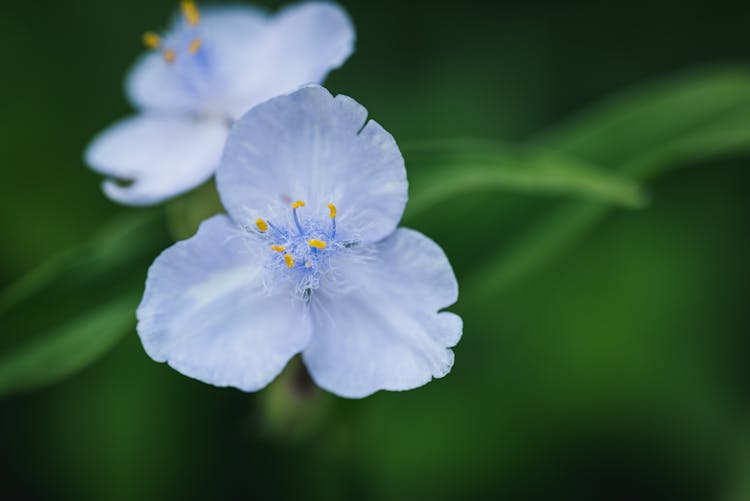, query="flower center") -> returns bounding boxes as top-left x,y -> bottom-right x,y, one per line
254,201 -> 344,294
142,1 -> 203,65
